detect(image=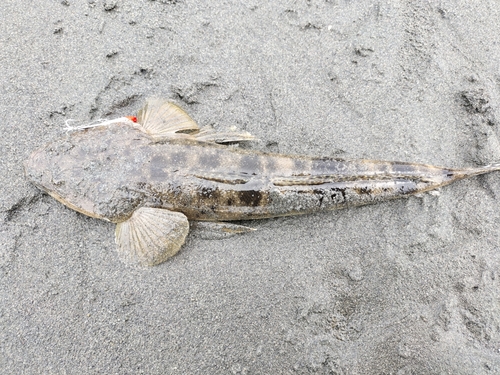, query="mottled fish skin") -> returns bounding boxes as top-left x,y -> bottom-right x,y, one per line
24,121 -> 477,224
